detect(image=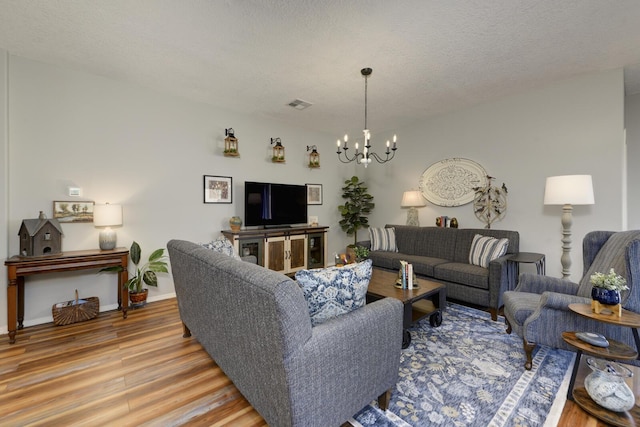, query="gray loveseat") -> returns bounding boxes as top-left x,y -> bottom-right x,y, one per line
167,239 -> 403,427
361,225 -> 520,320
